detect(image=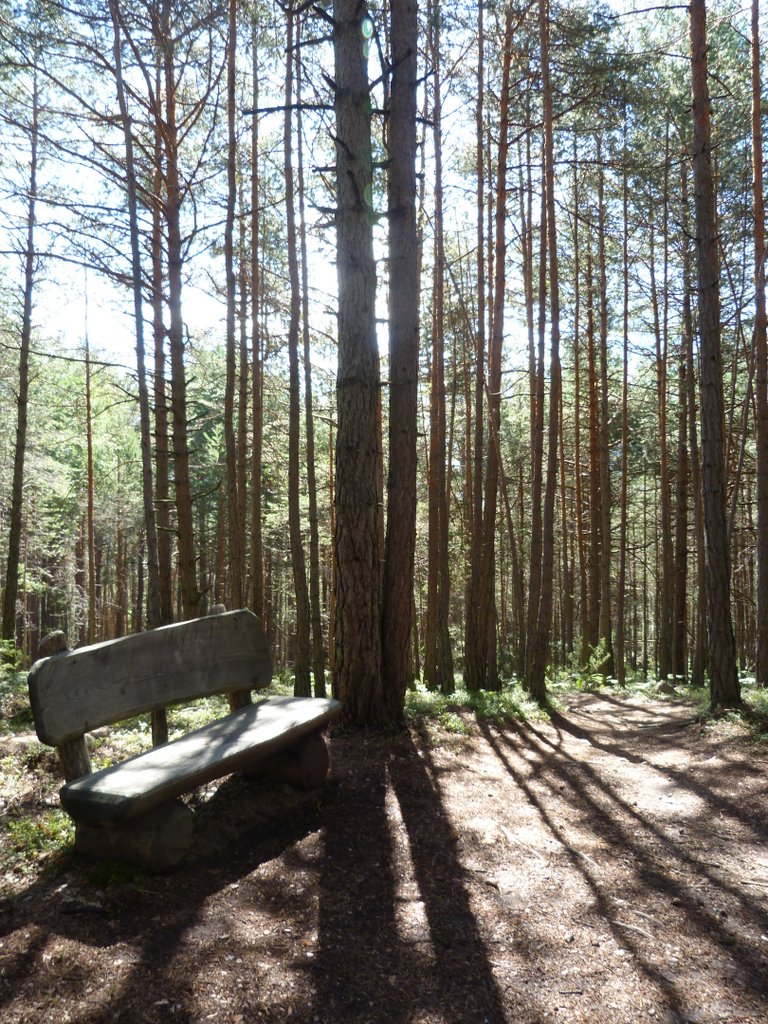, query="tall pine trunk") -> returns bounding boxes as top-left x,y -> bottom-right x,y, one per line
382,0 -> 419,719
527,0 -> 561,702
752,0 -> 768,687
109,0 -> 161,631
224,0 -> 244,610
689,0 -> 740,710
283,3 -> 312,697
160,0 -> 199,619
333,0 -> 384,725
2,69 -> 37,647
